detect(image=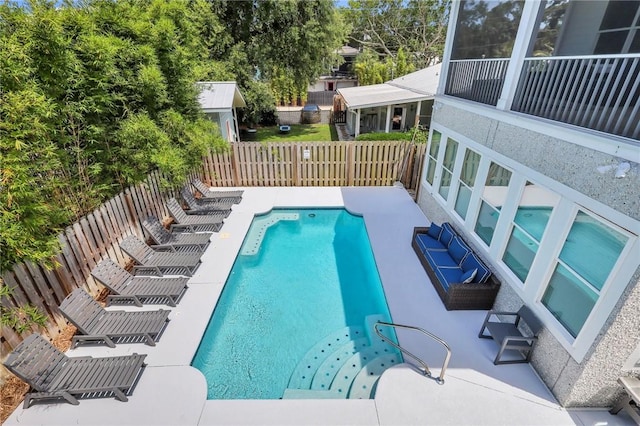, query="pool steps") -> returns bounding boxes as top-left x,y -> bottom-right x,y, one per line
240,212 -> 300,255
284,314 -> 402,400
